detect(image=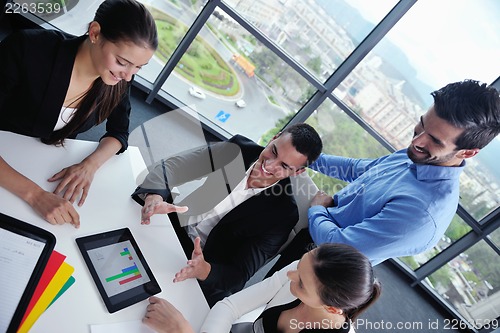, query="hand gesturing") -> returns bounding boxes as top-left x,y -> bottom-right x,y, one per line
173,237 -> 211,282
141,194 -> 188,224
